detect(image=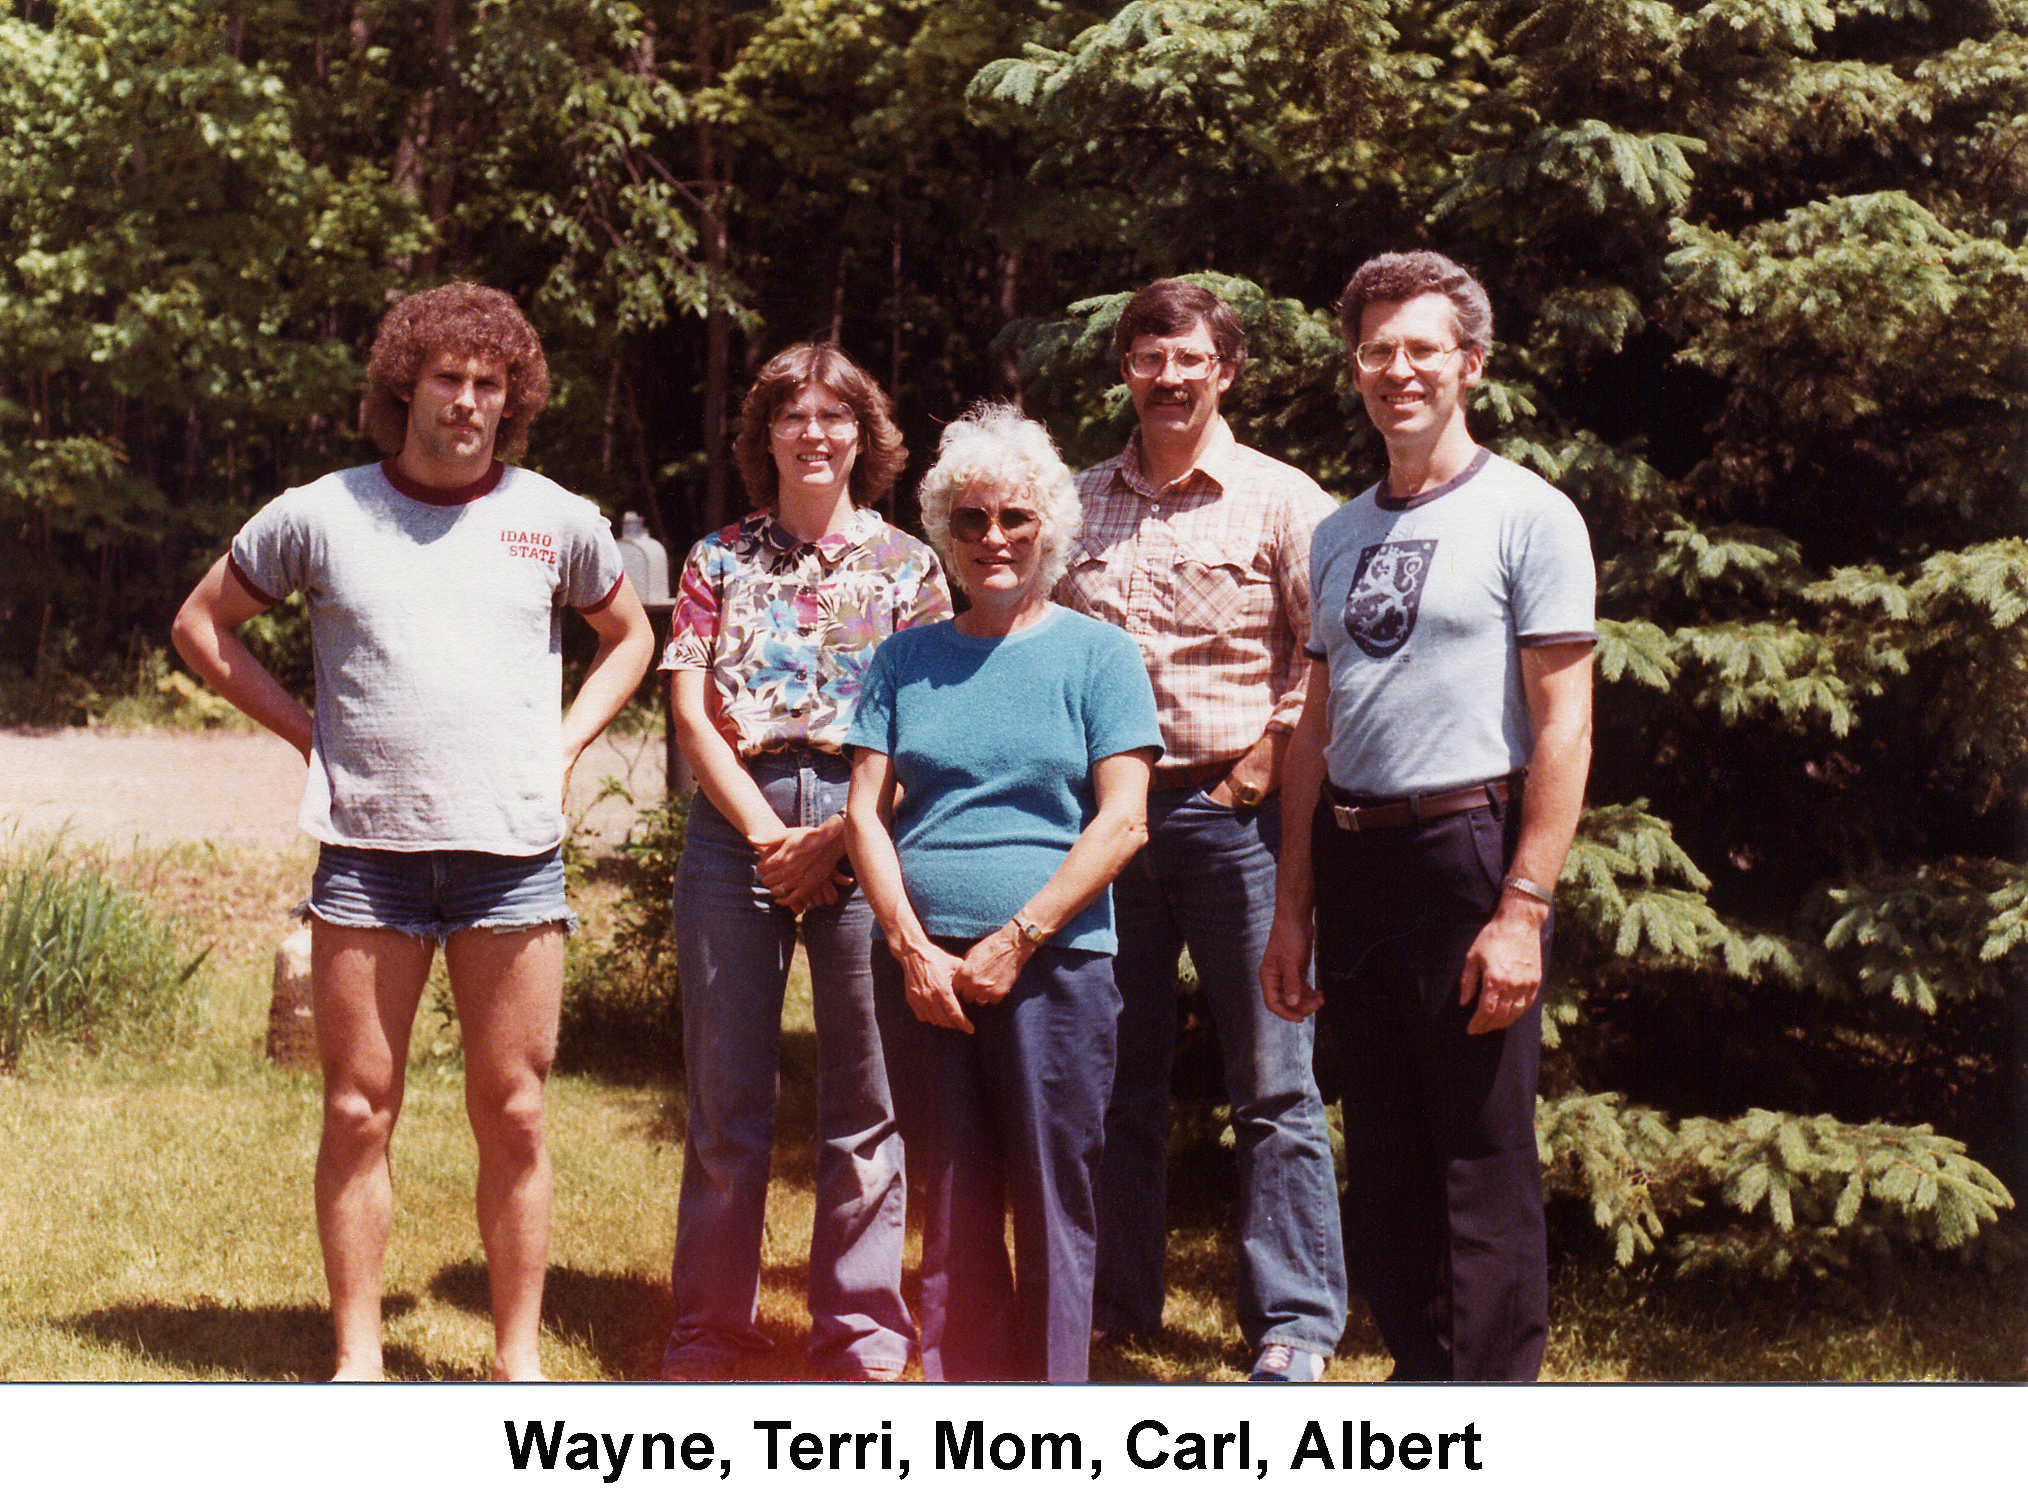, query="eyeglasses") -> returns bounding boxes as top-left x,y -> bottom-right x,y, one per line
771,405 -> 859,439
1353,339 -> 1462,375
1125,348 -> 1223,381
949,505 -> 1041,544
